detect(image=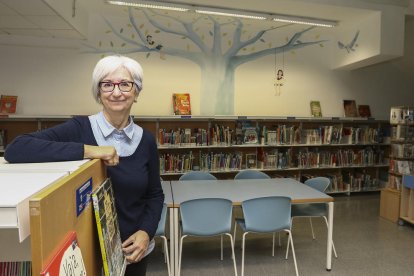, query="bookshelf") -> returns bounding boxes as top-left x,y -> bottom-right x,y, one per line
138,115 -> 390,195
380,106 -> 414,223
1,115 -> 390,194
381,106 -> 414,224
